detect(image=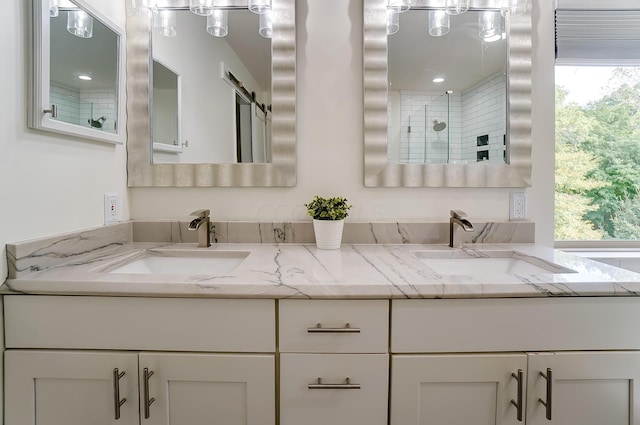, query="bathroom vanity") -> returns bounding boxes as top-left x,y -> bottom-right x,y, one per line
5,223 -> 640,425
